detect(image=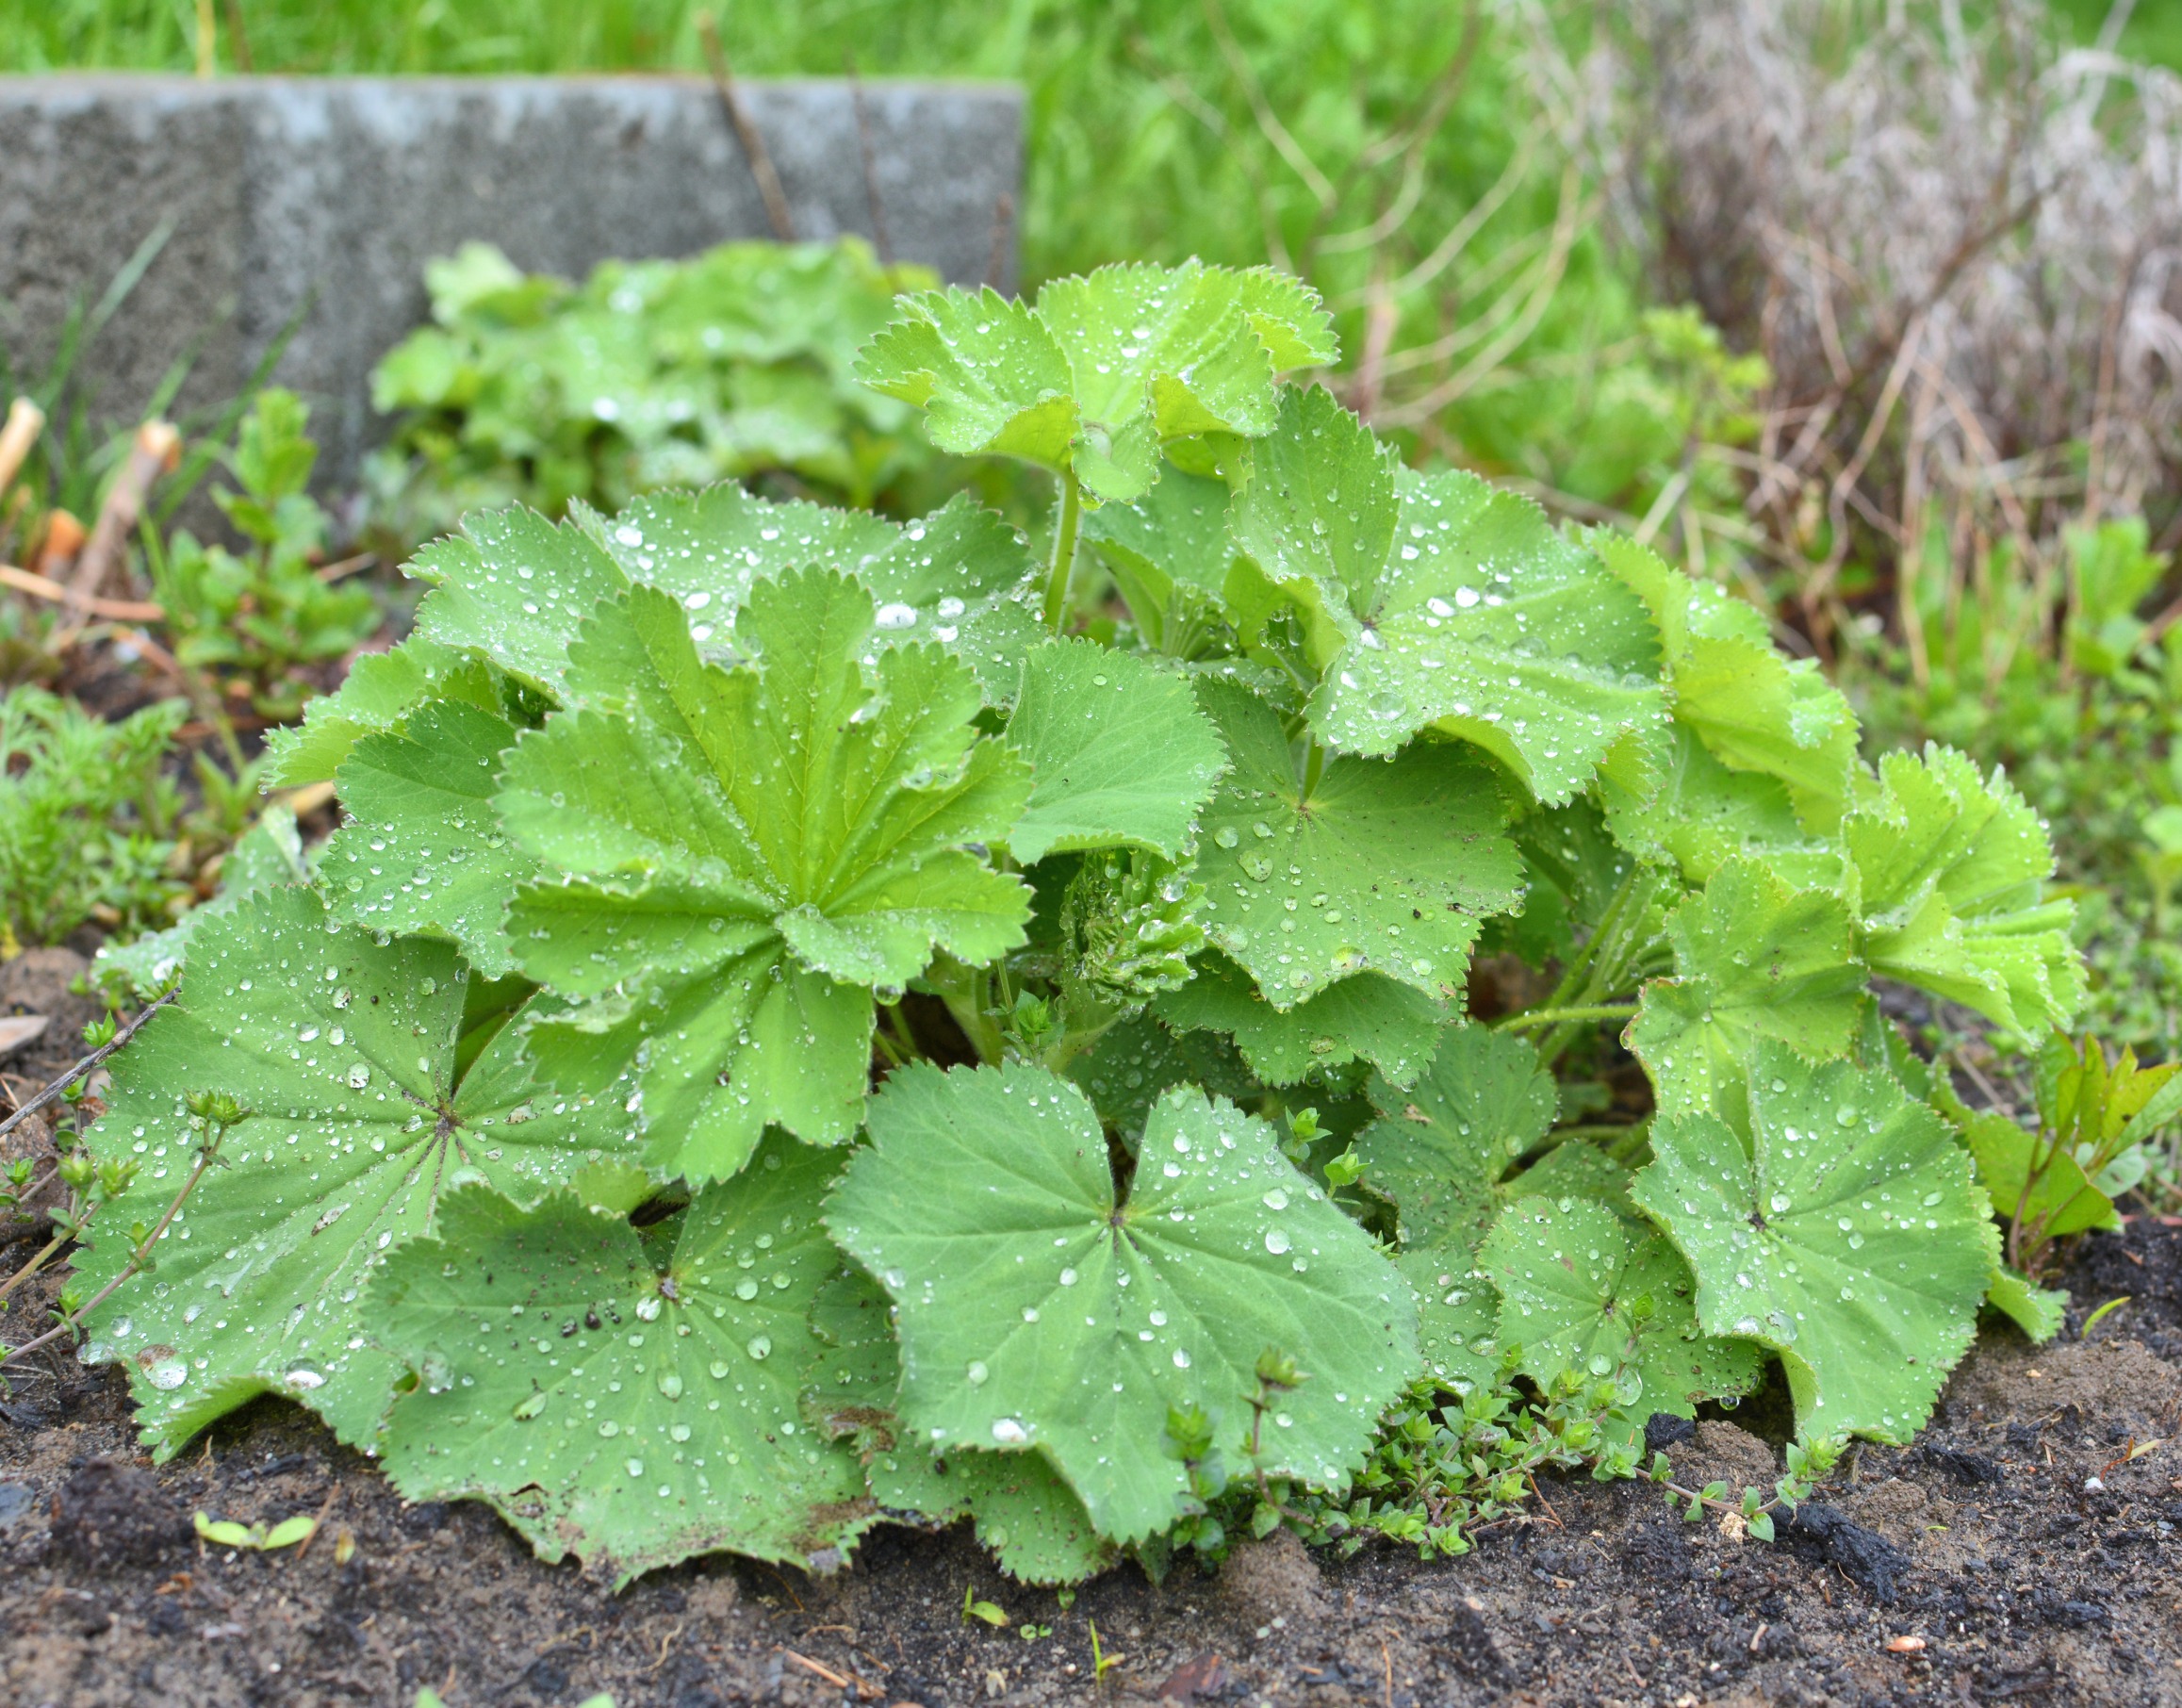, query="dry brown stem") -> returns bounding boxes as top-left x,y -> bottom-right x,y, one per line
62,420 -> 178,628
0,398 -> 43,499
